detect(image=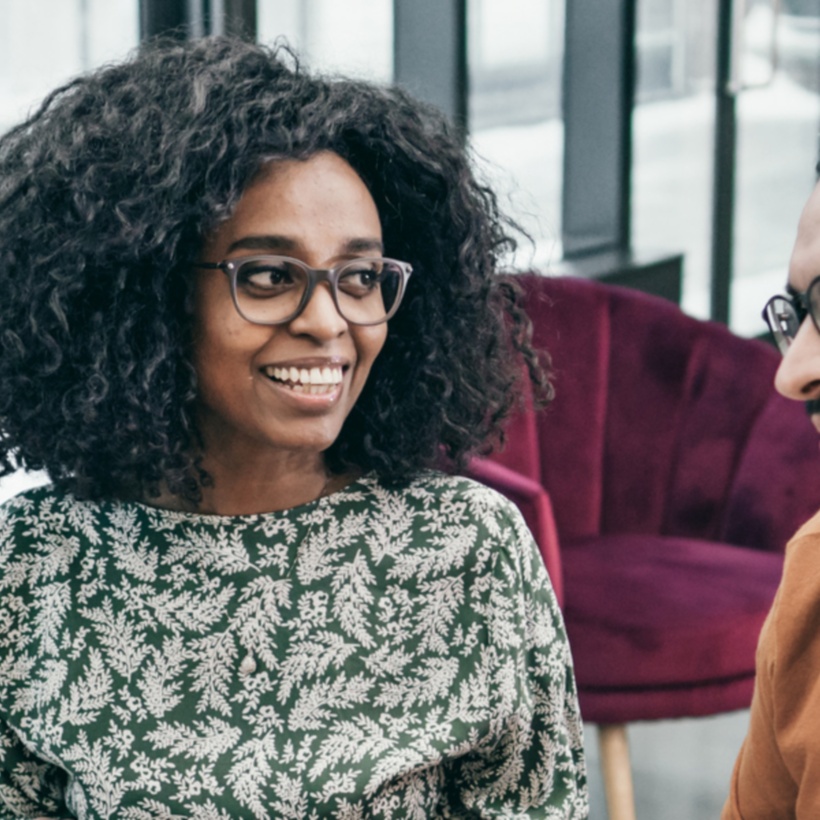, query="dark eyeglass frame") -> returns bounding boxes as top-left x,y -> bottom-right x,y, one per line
193,255 -> 413,326
762,274 -> 820,356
